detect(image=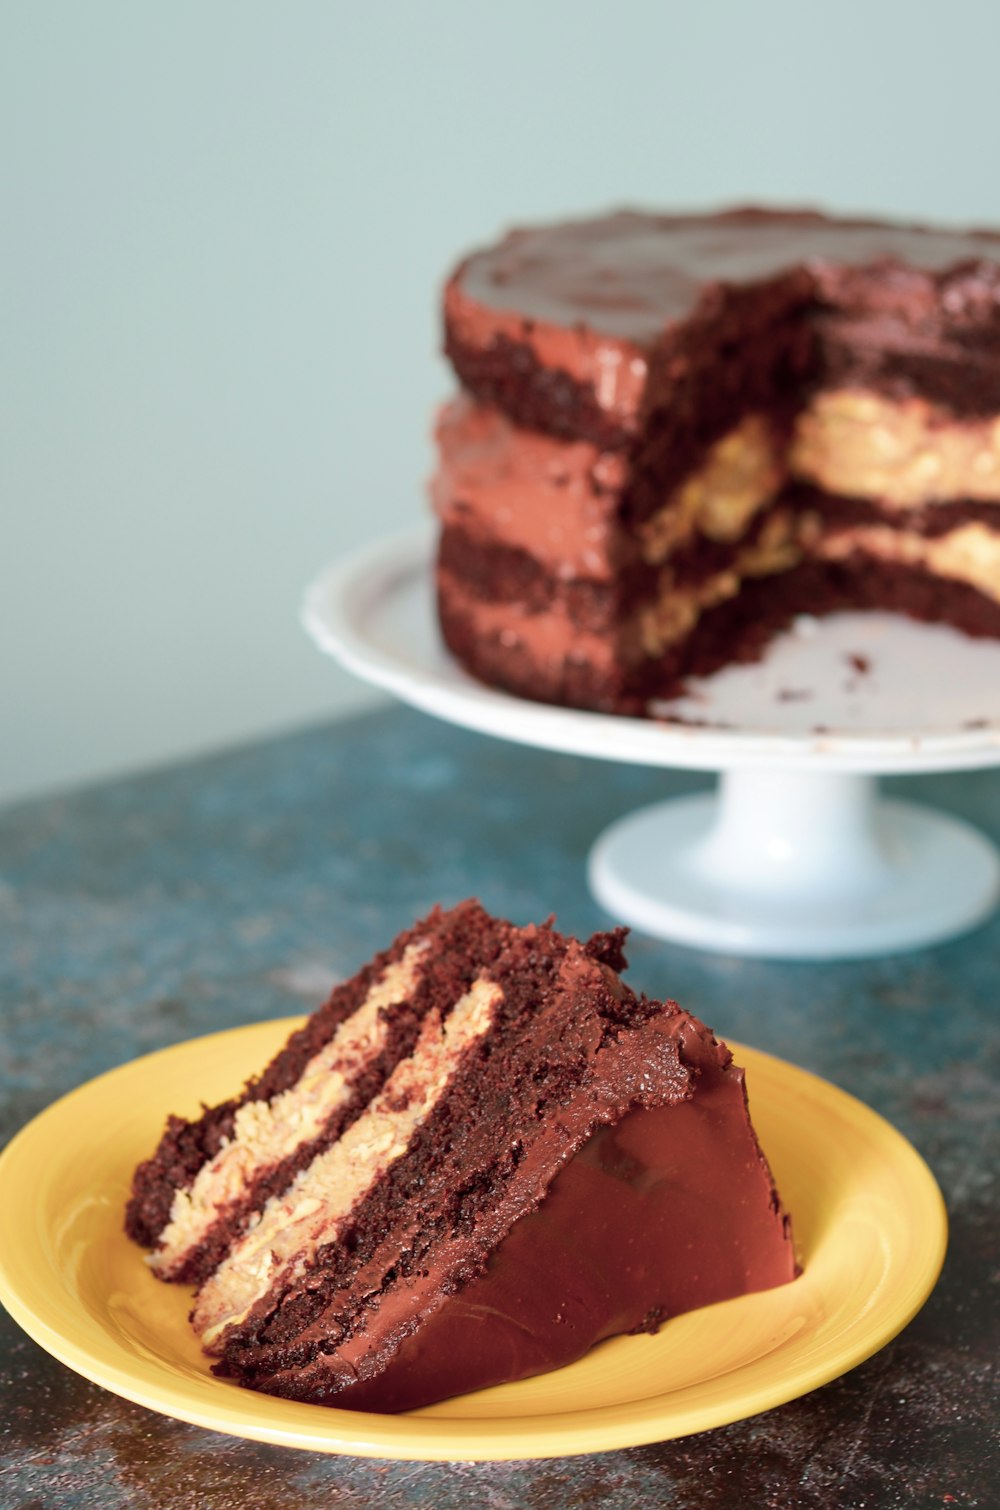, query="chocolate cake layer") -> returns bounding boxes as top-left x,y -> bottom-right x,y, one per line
437,581 -> 628,711
794,485 -> 1000,537
127,903 -> 797,1411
